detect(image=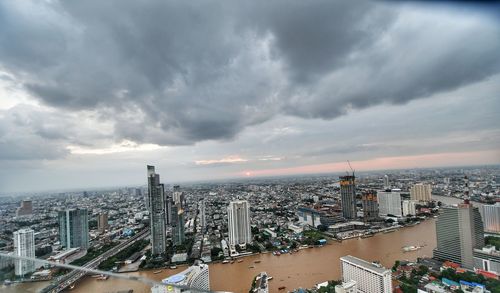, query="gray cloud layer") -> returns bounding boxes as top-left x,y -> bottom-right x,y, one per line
0,0 -> 499,162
